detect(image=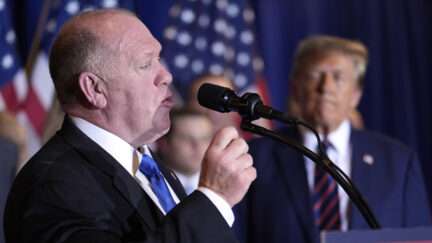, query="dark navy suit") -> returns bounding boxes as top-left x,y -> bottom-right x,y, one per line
233,126 -> 430,243
0,135 -> 18,243
4,116 -> 238,243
